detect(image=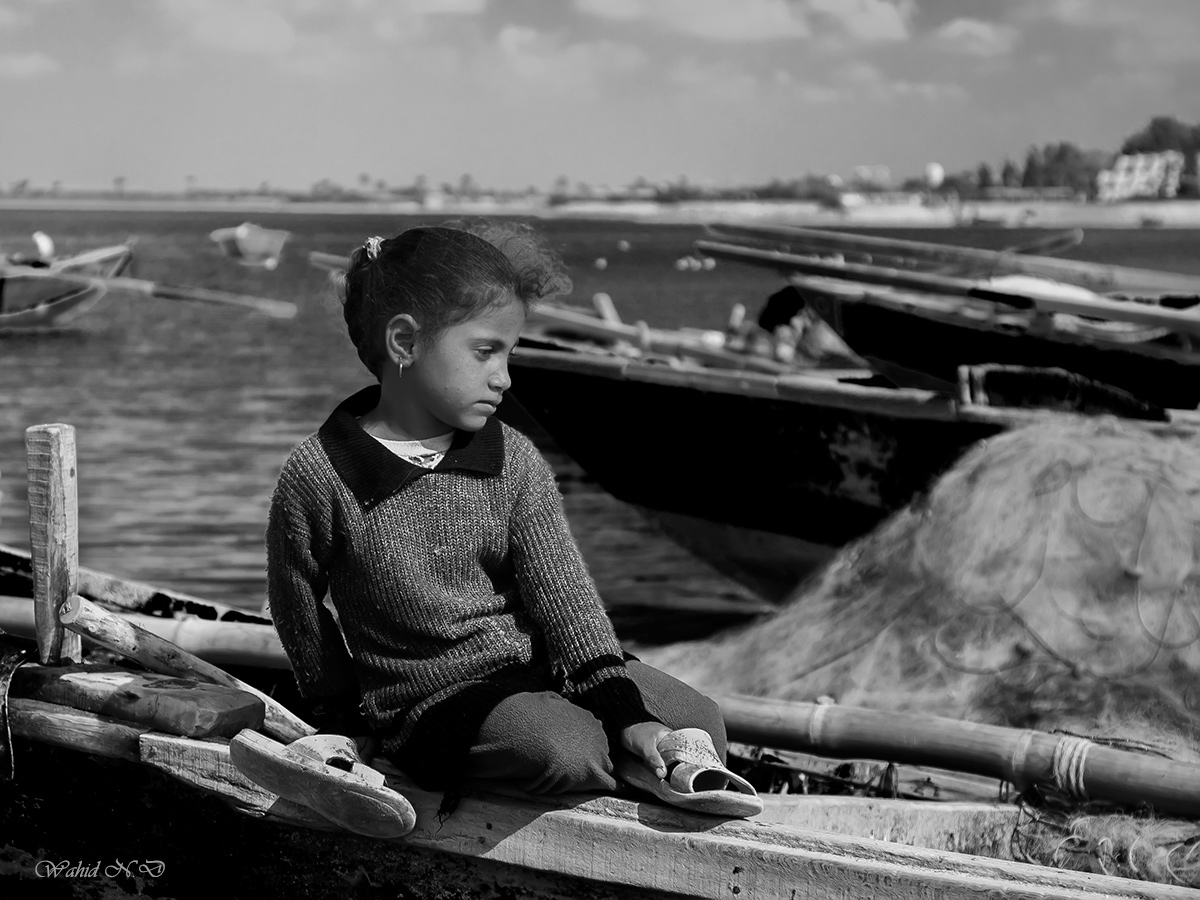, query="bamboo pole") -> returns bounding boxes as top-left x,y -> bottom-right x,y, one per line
24,424 -> 81,665
58,594 -> 312,744
717,694 -> 1200,819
